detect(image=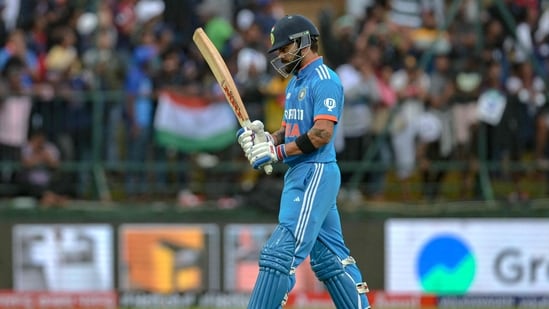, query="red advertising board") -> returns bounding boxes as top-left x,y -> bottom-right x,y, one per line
0,291 -> 117,309
286,291 -> 437,308
368,291 -> 437,308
